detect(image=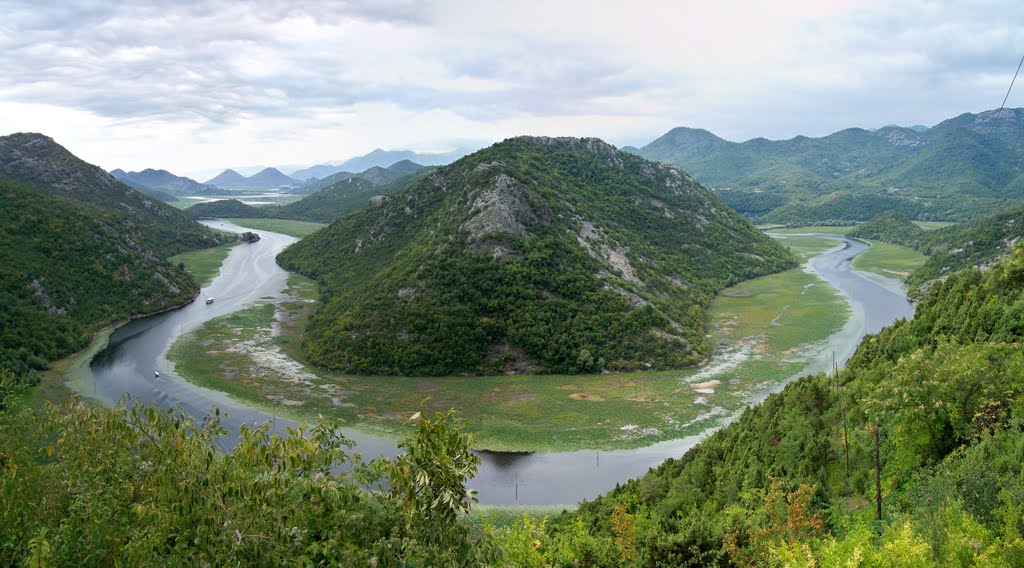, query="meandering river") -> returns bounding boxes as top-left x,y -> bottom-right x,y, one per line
70,223 -> 913,505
